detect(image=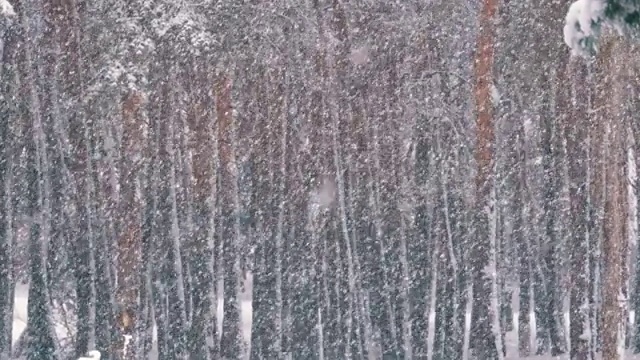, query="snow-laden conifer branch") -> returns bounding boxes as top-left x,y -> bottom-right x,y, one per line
565,0 -> 640,56
0,0 -> 15,17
